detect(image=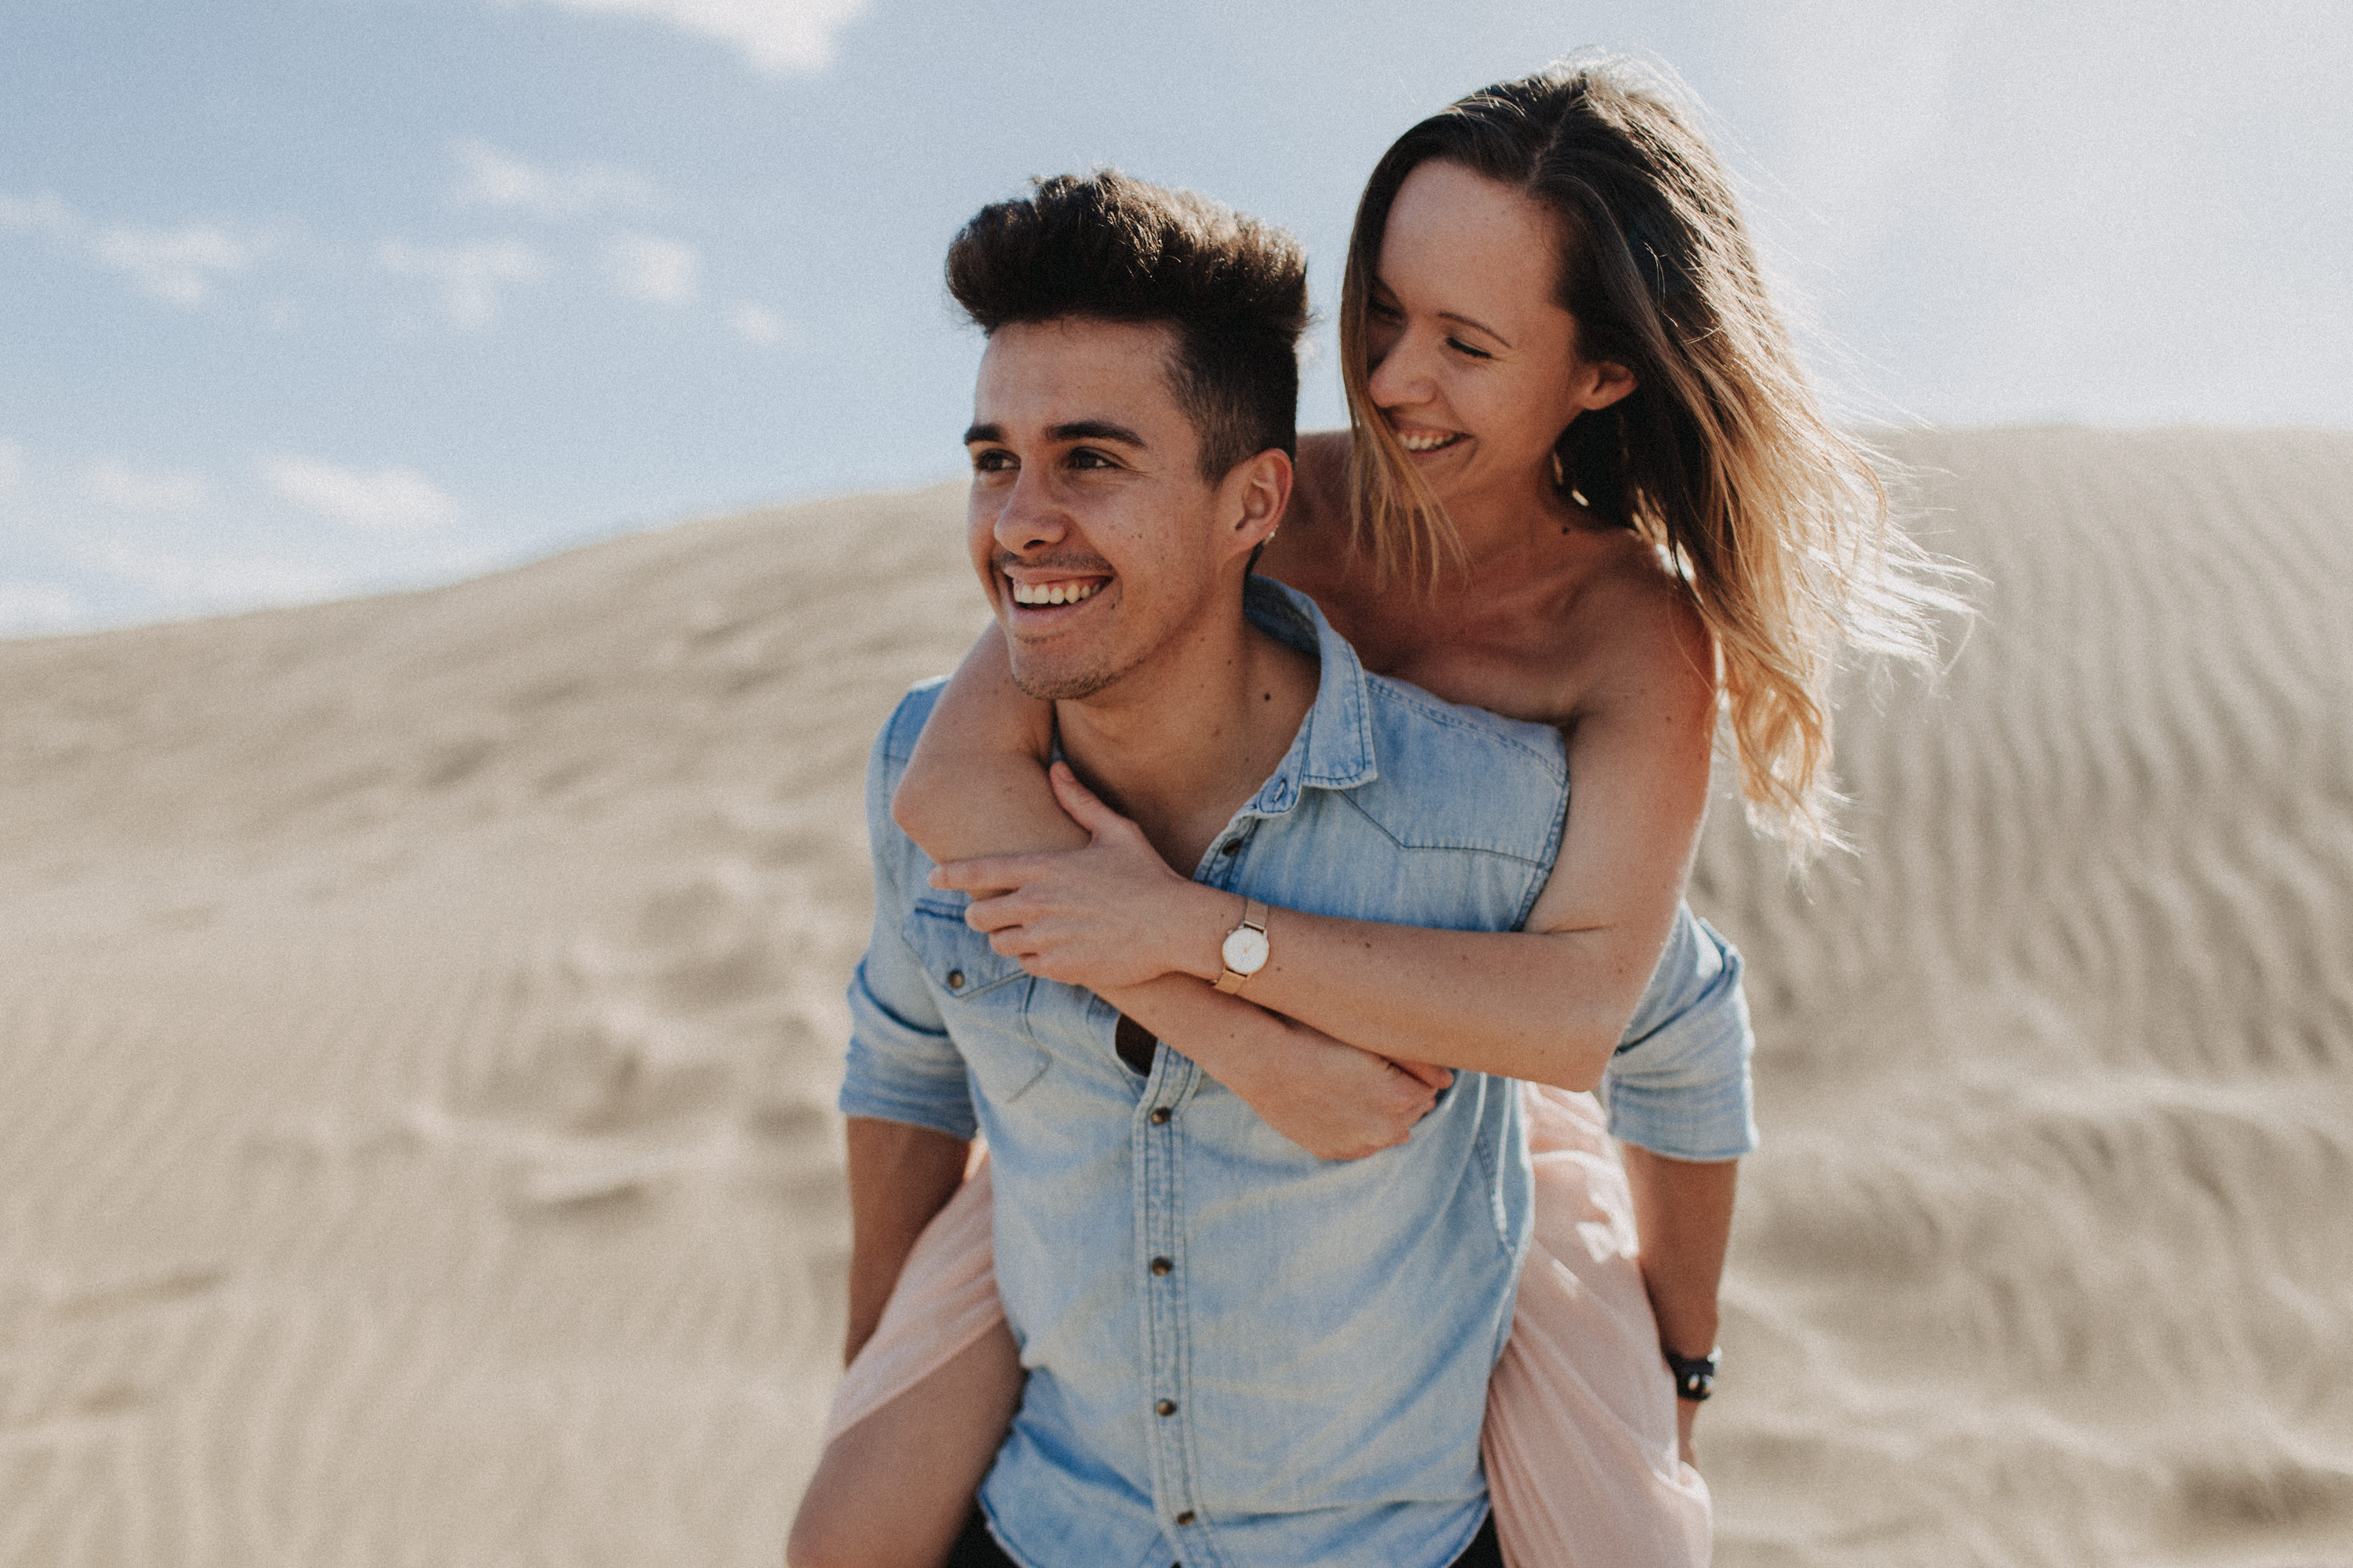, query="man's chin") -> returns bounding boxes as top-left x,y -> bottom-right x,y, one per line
1007,664 -> 1111,703
1006,646 -> 1136,704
